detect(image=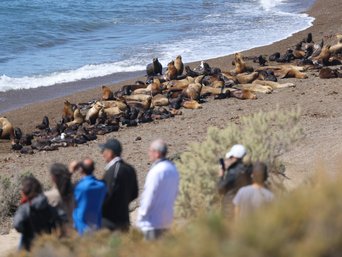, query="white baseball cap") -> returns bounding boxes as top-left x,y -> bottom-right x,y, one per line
225,144 -> 247,159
